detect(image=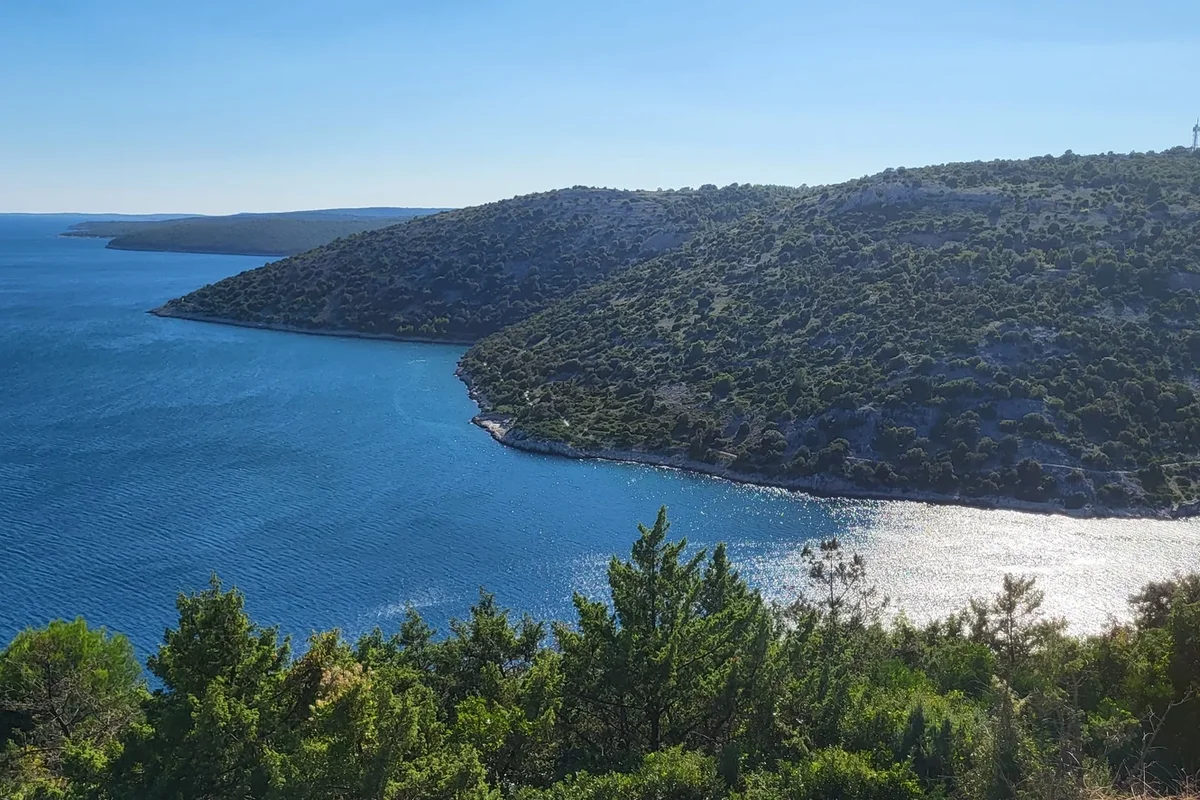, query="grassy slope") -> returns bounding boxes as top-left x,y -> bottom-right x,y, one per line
461,150 -> 1200,515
